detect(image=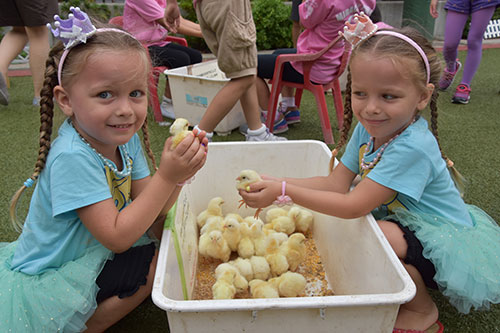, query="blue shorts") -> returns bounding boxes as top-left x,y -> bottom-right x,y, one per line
444,0 -> 500,14
290,0 -> 301,22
